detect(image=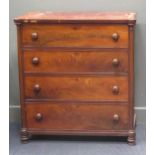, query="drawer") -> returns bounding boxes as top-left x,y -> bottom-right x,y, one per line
22,24 -> 128,48
25,103 -> 129,130
24,50 -> 128,73
24,76 -> 128,101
